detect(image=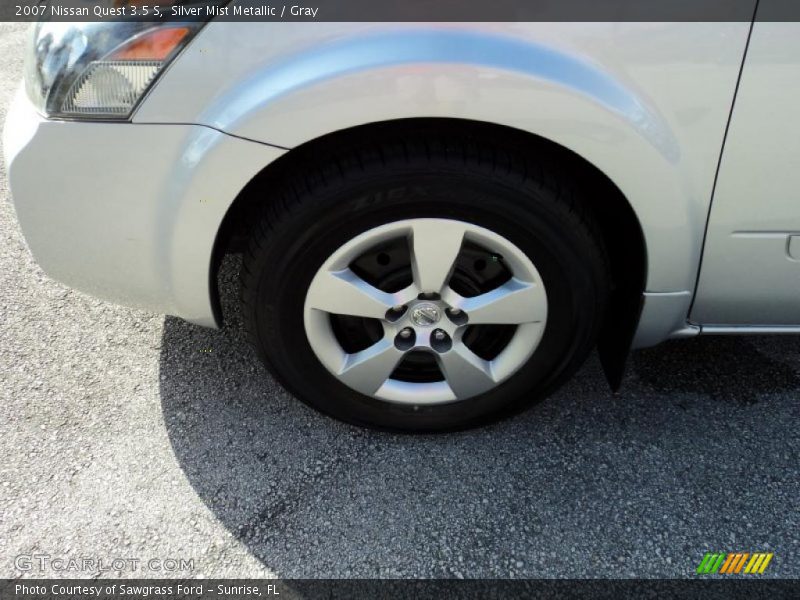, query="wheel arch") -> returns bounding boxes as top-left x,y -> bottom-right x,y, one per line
212,118 -> 646,388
